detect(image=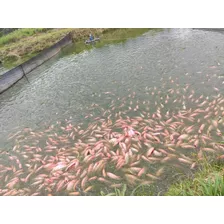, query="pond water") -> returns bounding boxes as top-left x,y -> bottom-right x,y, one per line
1,28 -> 224,195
